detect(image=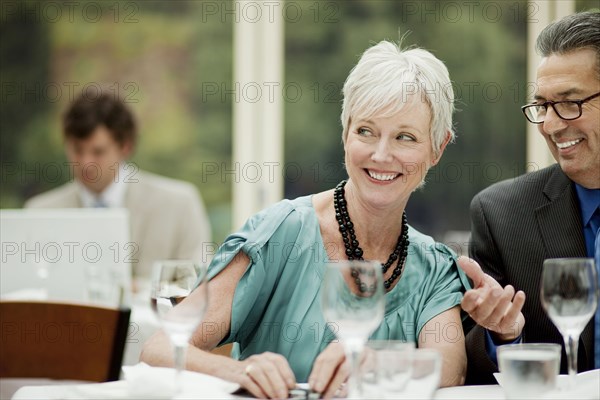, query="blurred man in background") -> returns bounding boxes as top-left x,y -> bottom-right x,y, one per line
26,89 -> 212,282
